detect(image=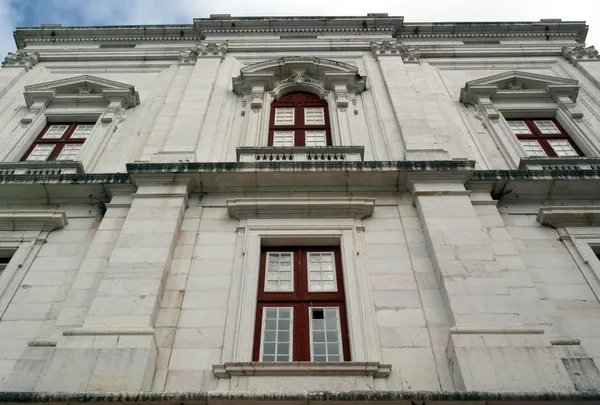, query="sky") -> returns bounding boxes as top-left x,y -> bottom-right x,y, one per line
1,0 -> 599,59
